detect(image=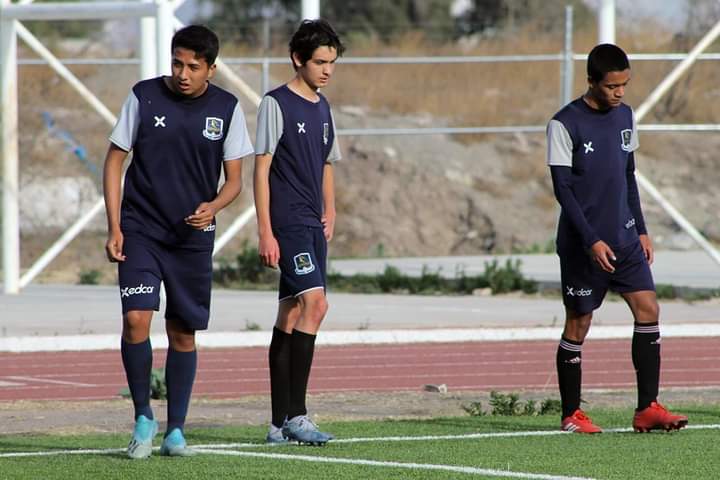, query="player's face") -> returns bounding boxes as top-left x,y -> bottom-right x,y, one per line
169,47 -> 216,98
295,46 -> 338,90
587,69 -> 631,110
